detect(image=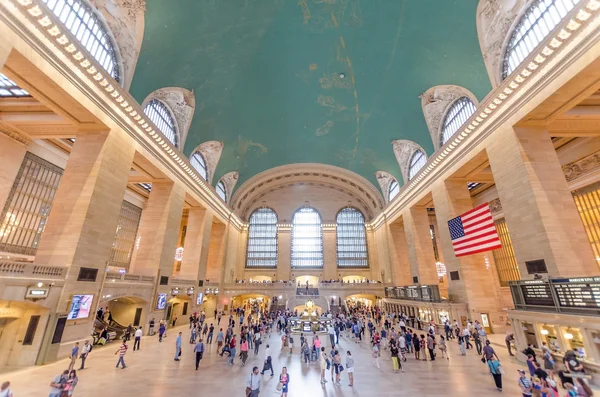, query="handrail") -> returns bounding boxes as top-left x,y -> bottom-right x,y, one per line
104,272 -> 155,284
